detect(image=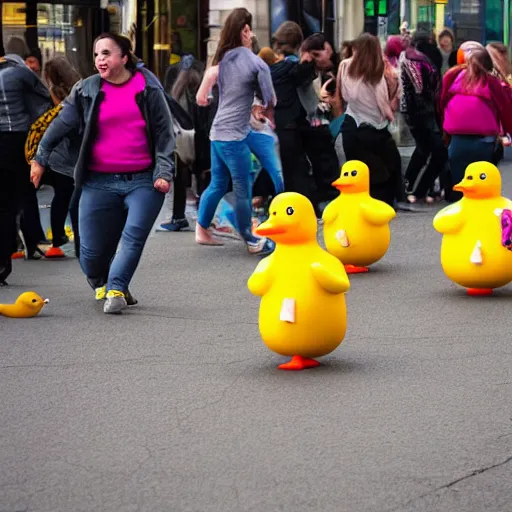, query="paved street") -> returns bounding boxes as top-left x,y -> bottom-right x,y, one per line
1,159 -> 512,512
